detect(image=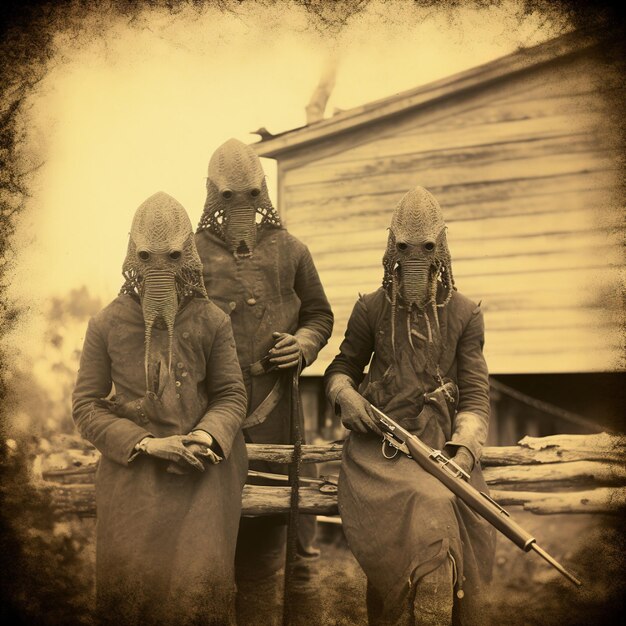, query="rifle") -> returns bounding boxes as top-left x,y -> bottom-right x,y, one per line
371,406 -> 582,587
